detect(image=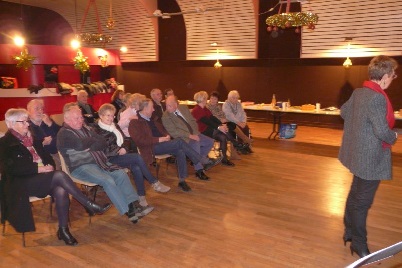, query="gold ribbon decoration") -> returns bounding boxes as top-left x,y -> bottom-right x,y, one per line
13,47 -> 37,71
